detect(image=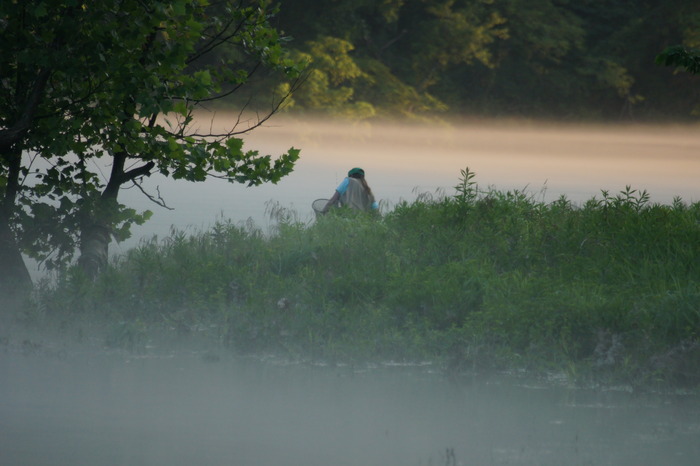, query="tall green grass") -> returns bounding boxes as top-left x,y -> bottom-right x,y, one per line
29,169 -> 700,387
